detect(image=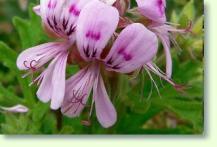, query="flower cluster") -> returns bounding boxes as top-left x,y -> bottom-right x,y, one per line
16,0 -> 190,128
